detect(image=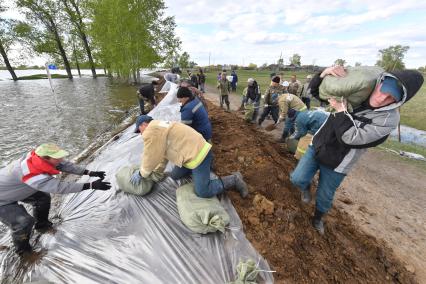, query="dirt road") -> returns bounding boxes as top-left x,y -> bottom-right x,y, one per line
204,85 -> 426,282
